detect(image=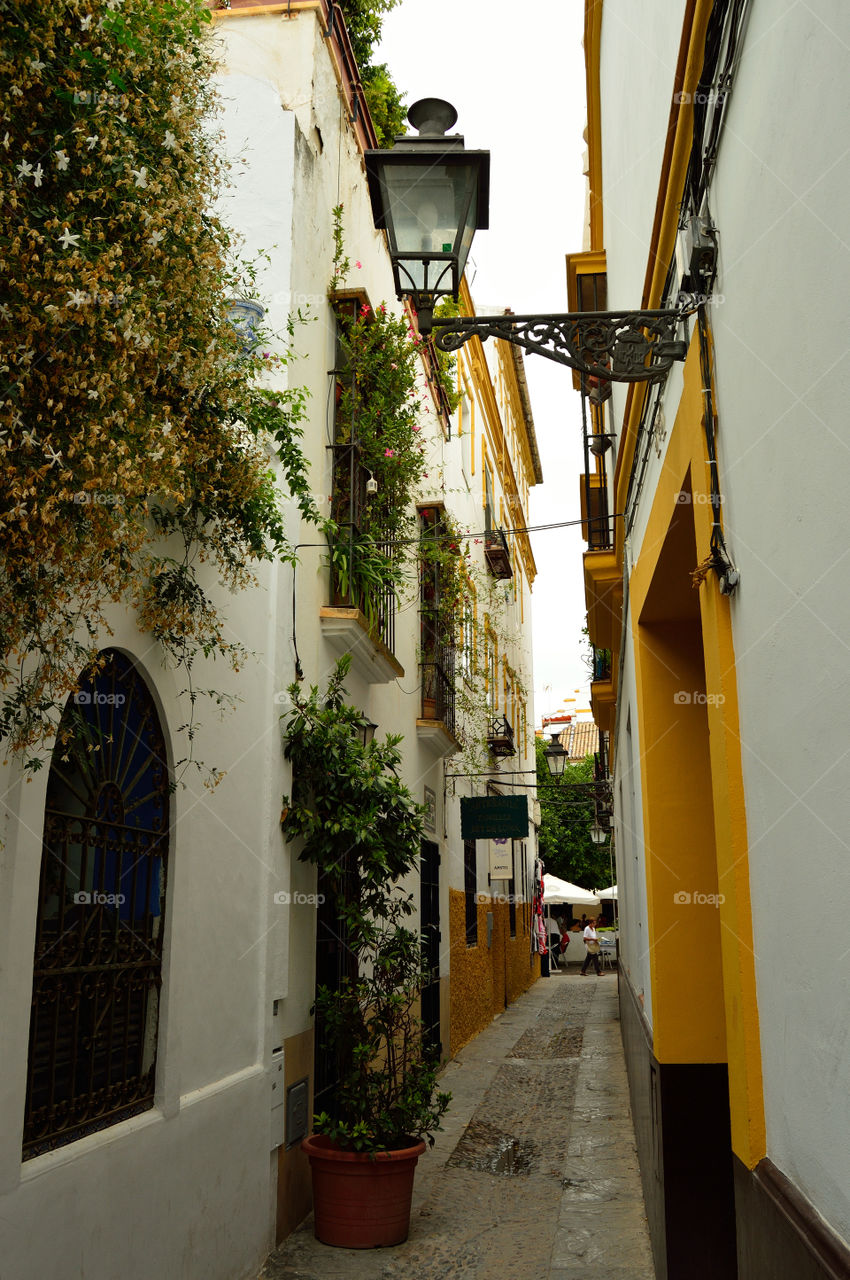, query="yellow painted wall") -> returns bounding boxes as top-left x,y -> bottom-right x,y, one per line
628,343 -> 766,1167
448,889 -> 538,1056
